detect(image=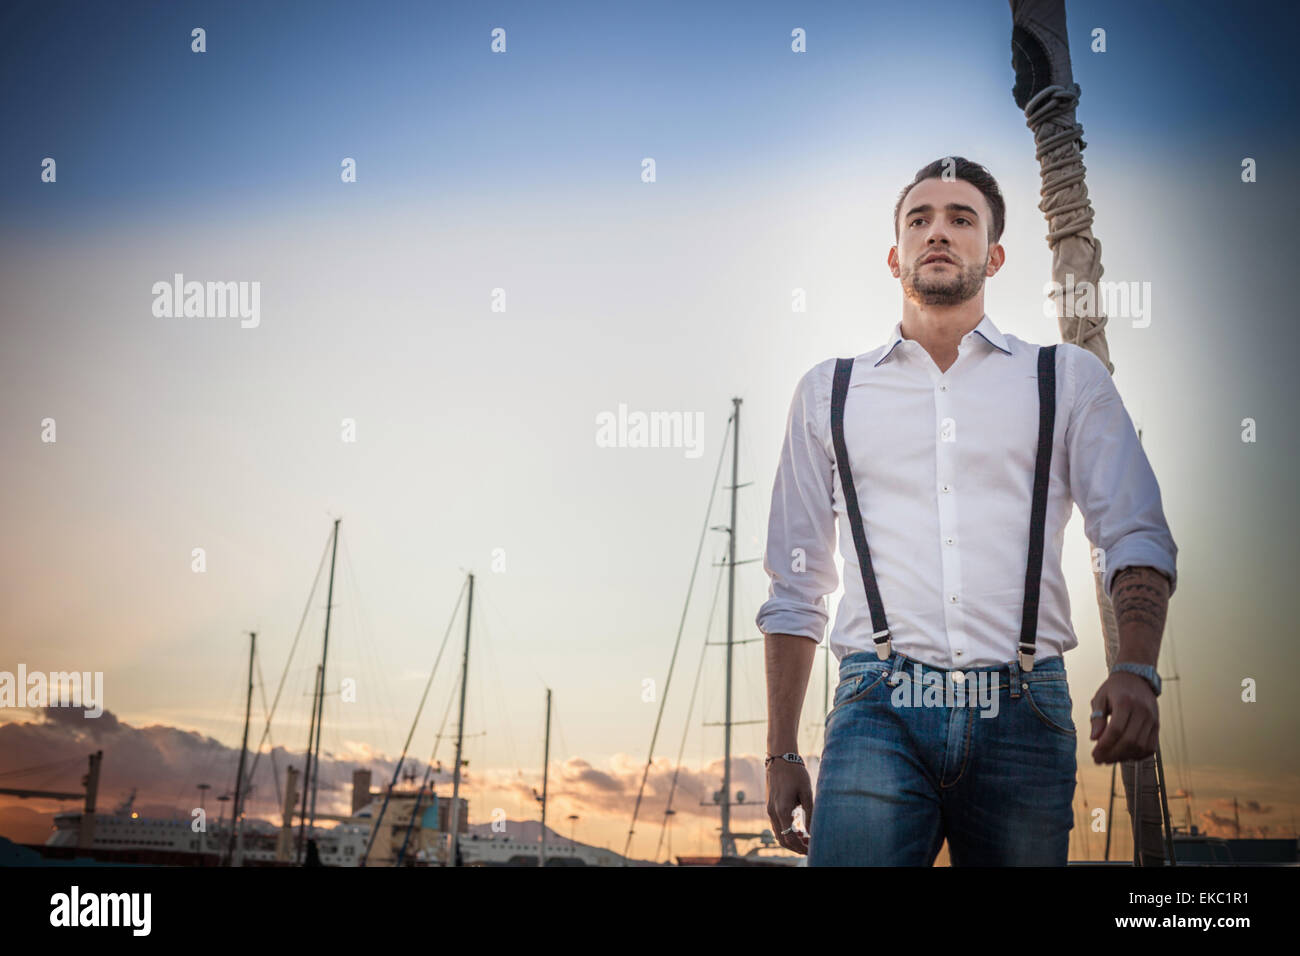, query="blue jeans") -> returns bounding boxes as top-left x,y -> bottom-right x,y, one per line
808,650 -> 1077,866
